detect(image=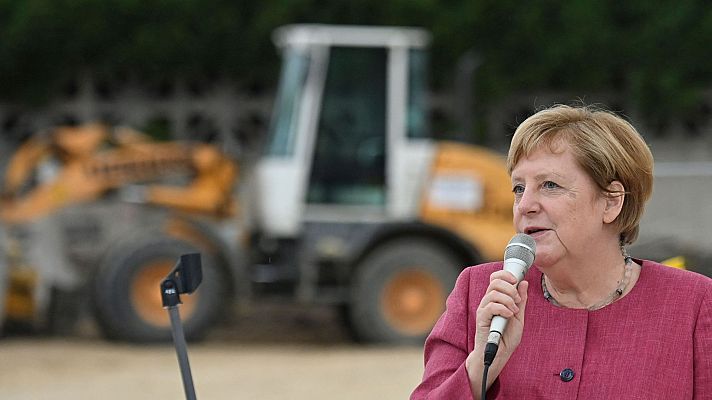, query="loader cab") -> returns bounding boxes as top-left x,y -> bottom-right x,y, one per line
256,24 -> 436,236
